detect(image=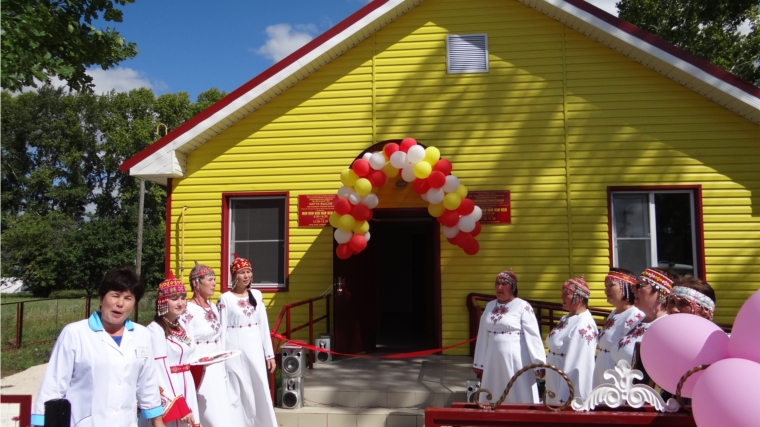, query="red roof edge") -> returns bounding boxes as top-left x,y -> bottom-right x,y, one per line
120,0 -> 392,173
564,0 -> 760,98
